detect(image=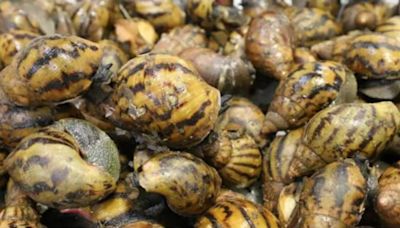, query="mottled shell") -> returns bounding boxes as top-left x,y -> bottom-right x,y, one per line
376,16 -> 400,42
293,48 -> 316,66
374,162 -> 400,227
306,0 -> 340,16
195,191 -> 279,228
132,0 -> 185,31
303,102 -> 400,163
216,97 -> 265,147
114,18 -> 158,57
72,0 -> 114,41
4,119 -> 120,209
344,33 -> 400,80
290,8 -> 342,47
0,35 -> 103,106
204,130 -> 262,188
137,151 -> 222,216
0,206 -> 42,228
109,54 -> 221,148
0,1 -> 41,34
179,48 -> 254,95
262,61 -> 357,135
245,11 -> 295,80
0,30 -> 38,67
341,2 -> 390,32
152,25 -> 207,55
298,159 -> 367,227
